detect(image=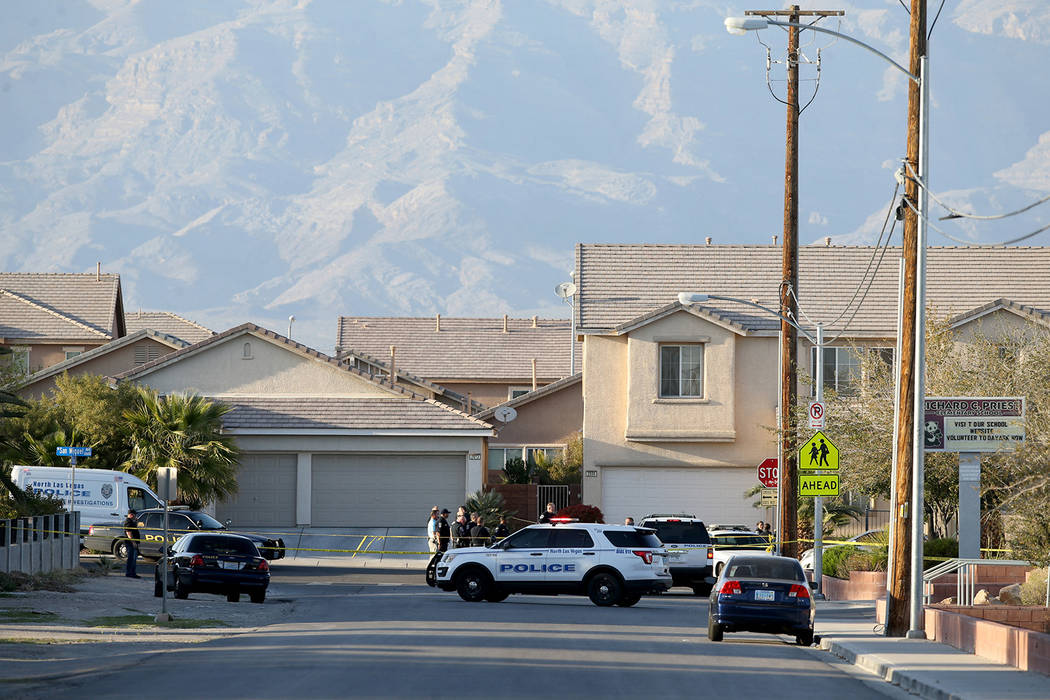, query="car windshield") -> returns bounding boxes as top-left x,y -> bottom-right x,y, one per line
644,521 -> 710,544
605,530 -> 662,548
727,559 -> 803,581
188,513 -> 226,530
712,534 -> 770,548
192,536 -> 258,557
